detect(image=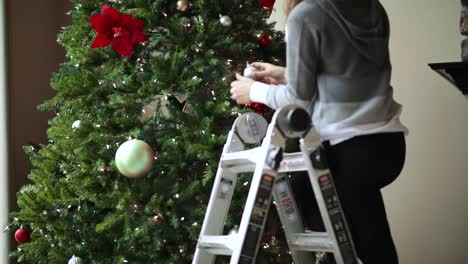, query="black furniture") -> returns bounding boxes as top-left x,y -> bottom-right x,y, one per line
428,62 -> 468,95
